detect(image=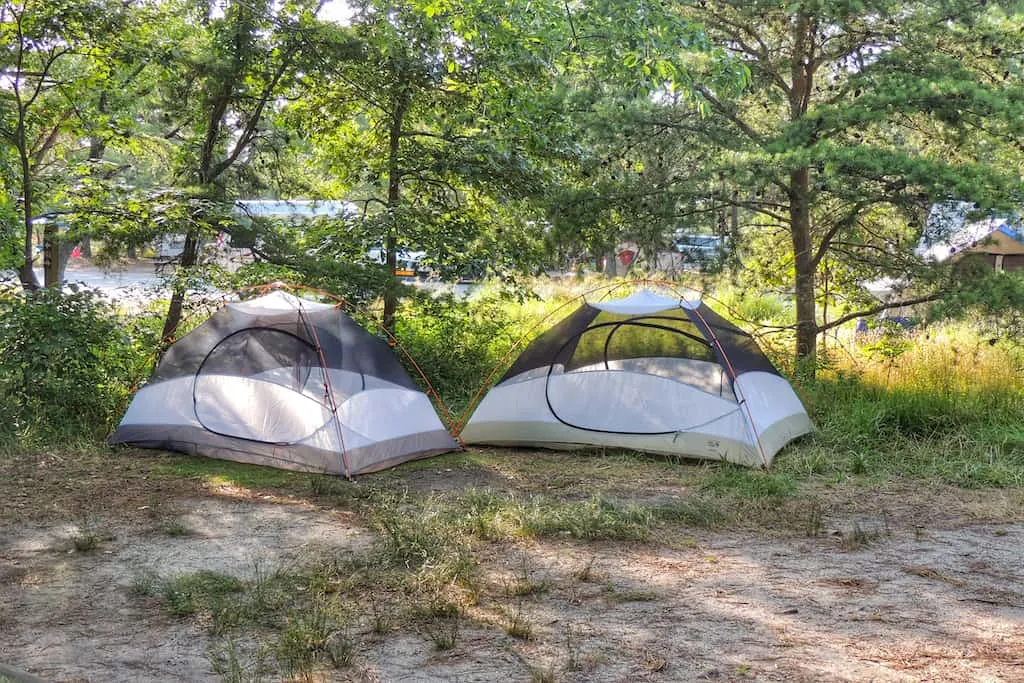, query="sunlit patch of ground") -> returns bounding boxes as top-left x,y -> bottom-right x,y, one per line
0,447 -> 1022,681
